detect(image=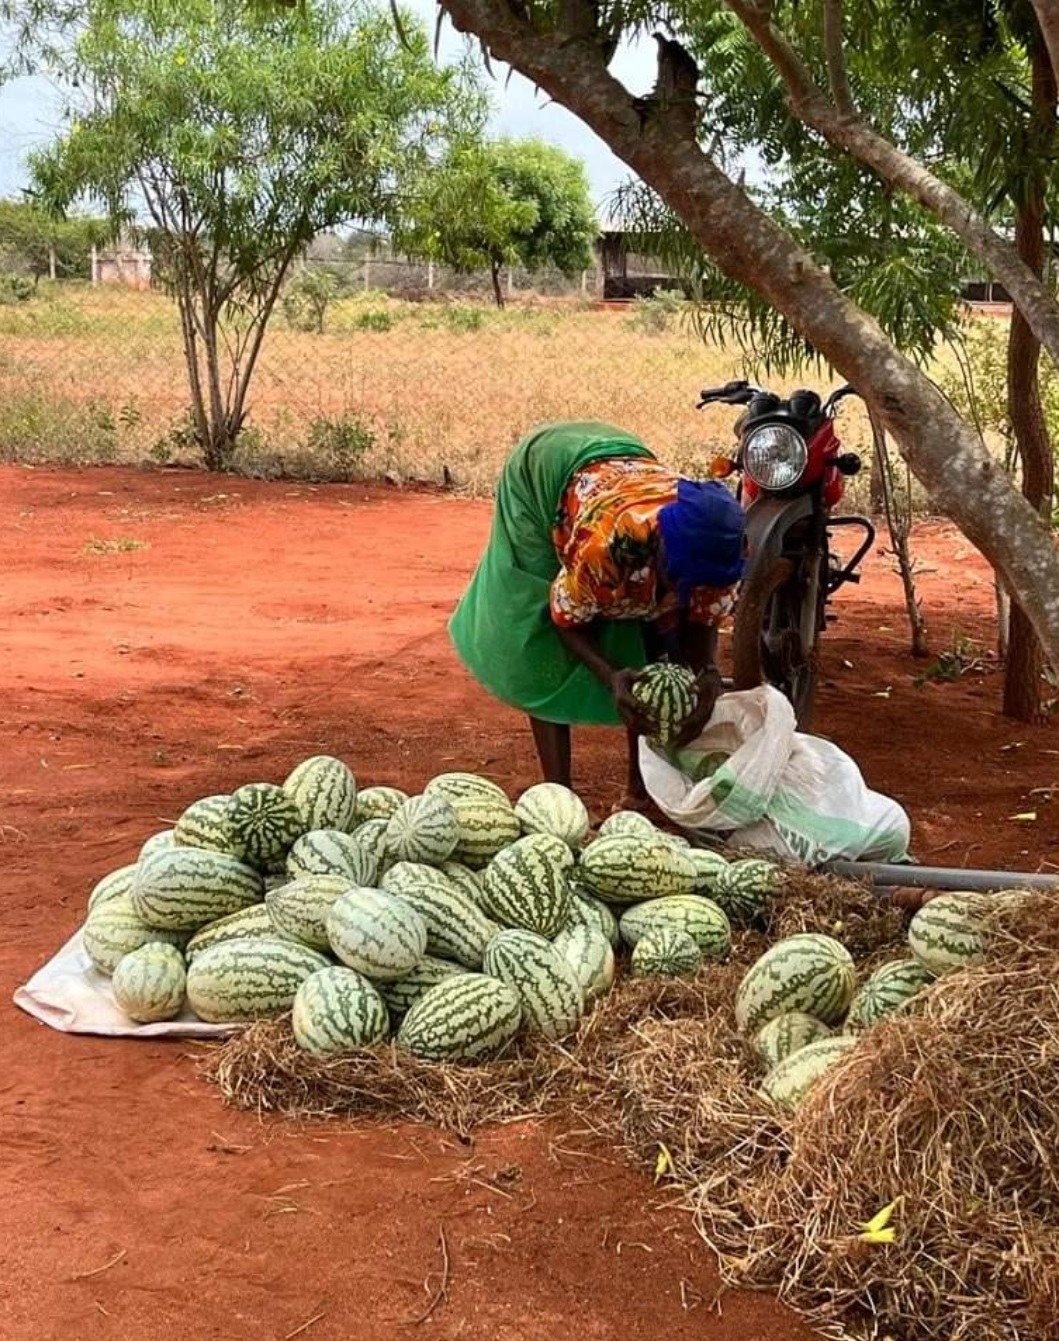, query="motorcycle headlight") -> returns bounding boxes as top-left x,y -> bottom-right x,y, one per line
743,424 -> 807,490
